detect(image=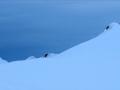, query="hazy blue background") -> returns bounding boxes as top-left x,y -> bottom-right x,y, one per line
0,1 -> 120,61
